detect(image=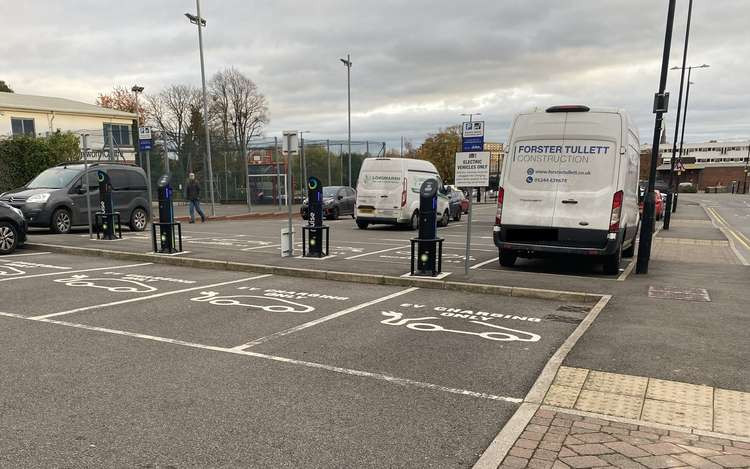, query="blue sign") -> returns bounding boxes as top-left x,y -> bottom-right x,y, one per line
139,139 -> 152,151
462,136 -> 484,152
